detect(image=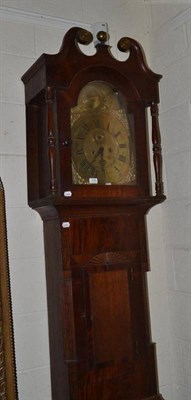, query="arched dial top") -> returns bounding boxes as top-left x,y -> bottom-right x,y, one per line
71,81 -> 136,185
